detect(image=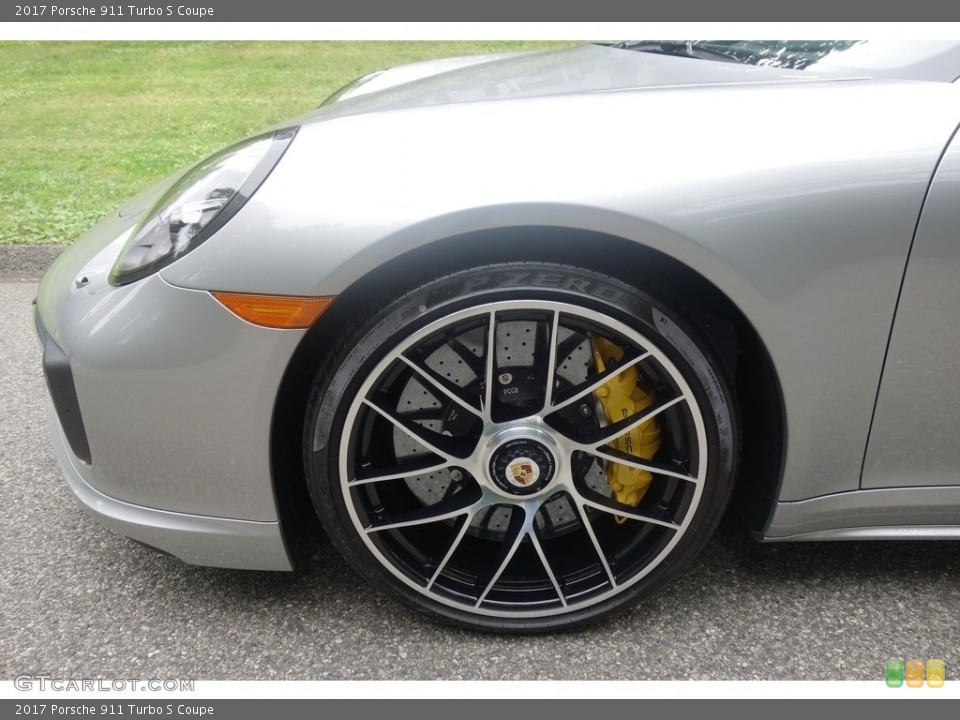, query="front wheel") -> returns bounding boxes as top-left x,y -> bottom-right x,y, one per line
305,262 -> 738,632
